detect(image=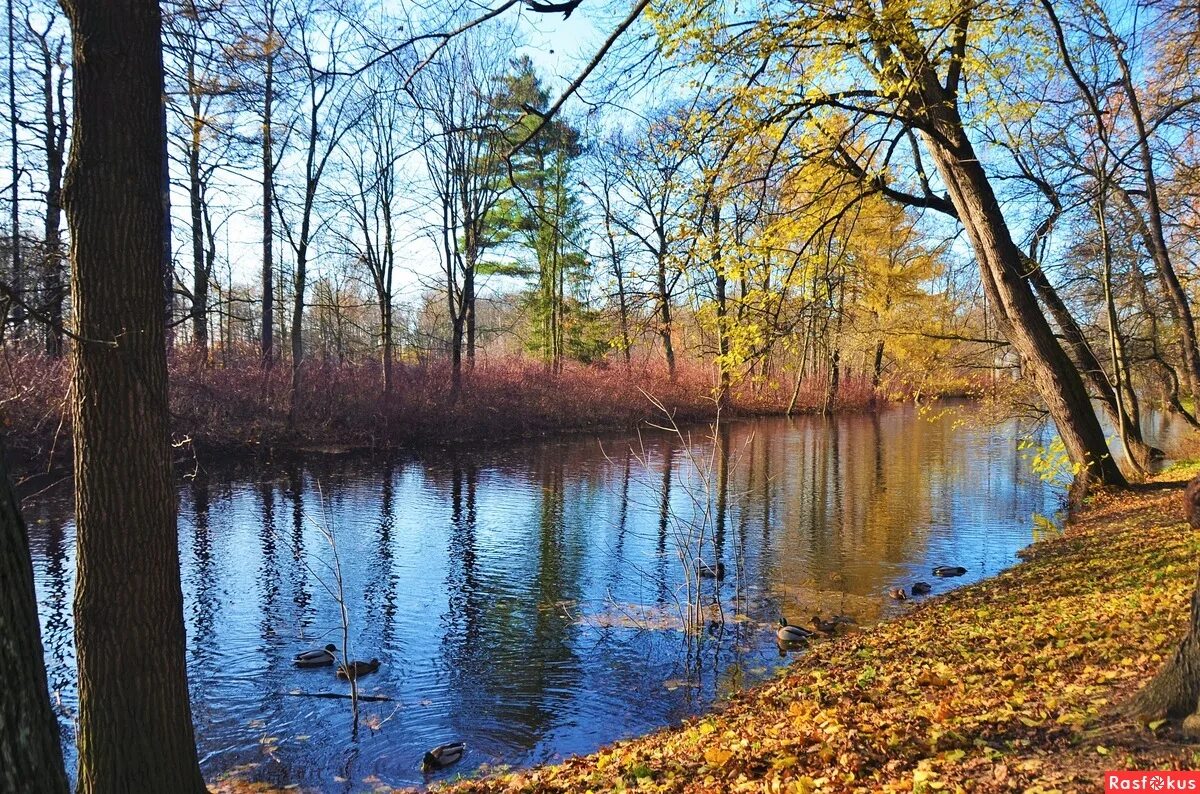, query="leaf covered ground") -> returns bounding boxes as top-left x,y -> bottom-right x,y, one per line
219,463 -> 1200,794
